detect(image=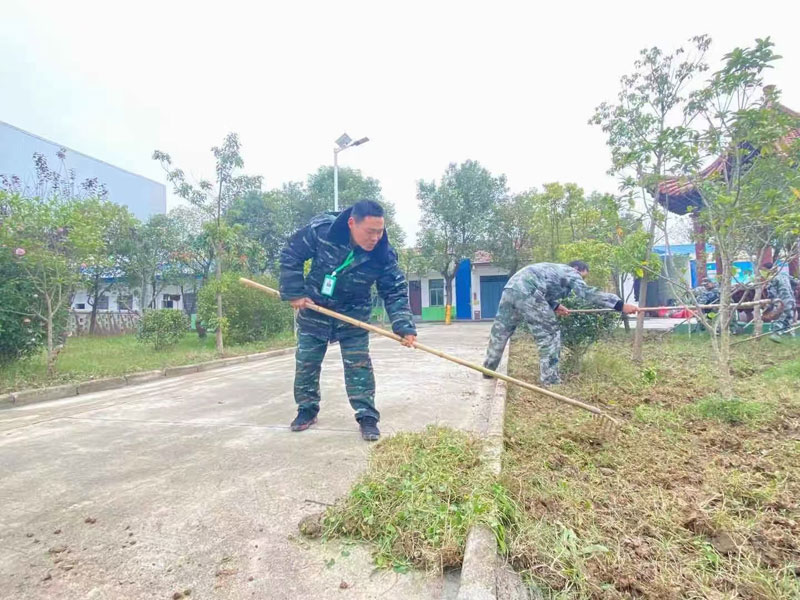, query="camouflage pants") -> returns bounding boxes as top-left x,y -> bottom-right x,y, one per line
294,330 -> 378,421
771,307 -> 796,335
484,289 -> 561,385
